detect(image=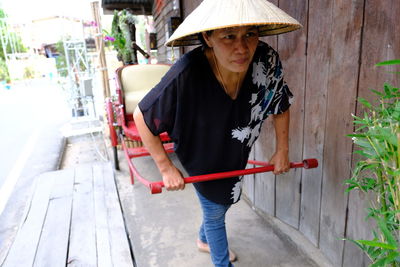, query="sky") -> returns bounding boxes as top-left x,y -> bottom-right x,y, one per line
1,0 -> 95,23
